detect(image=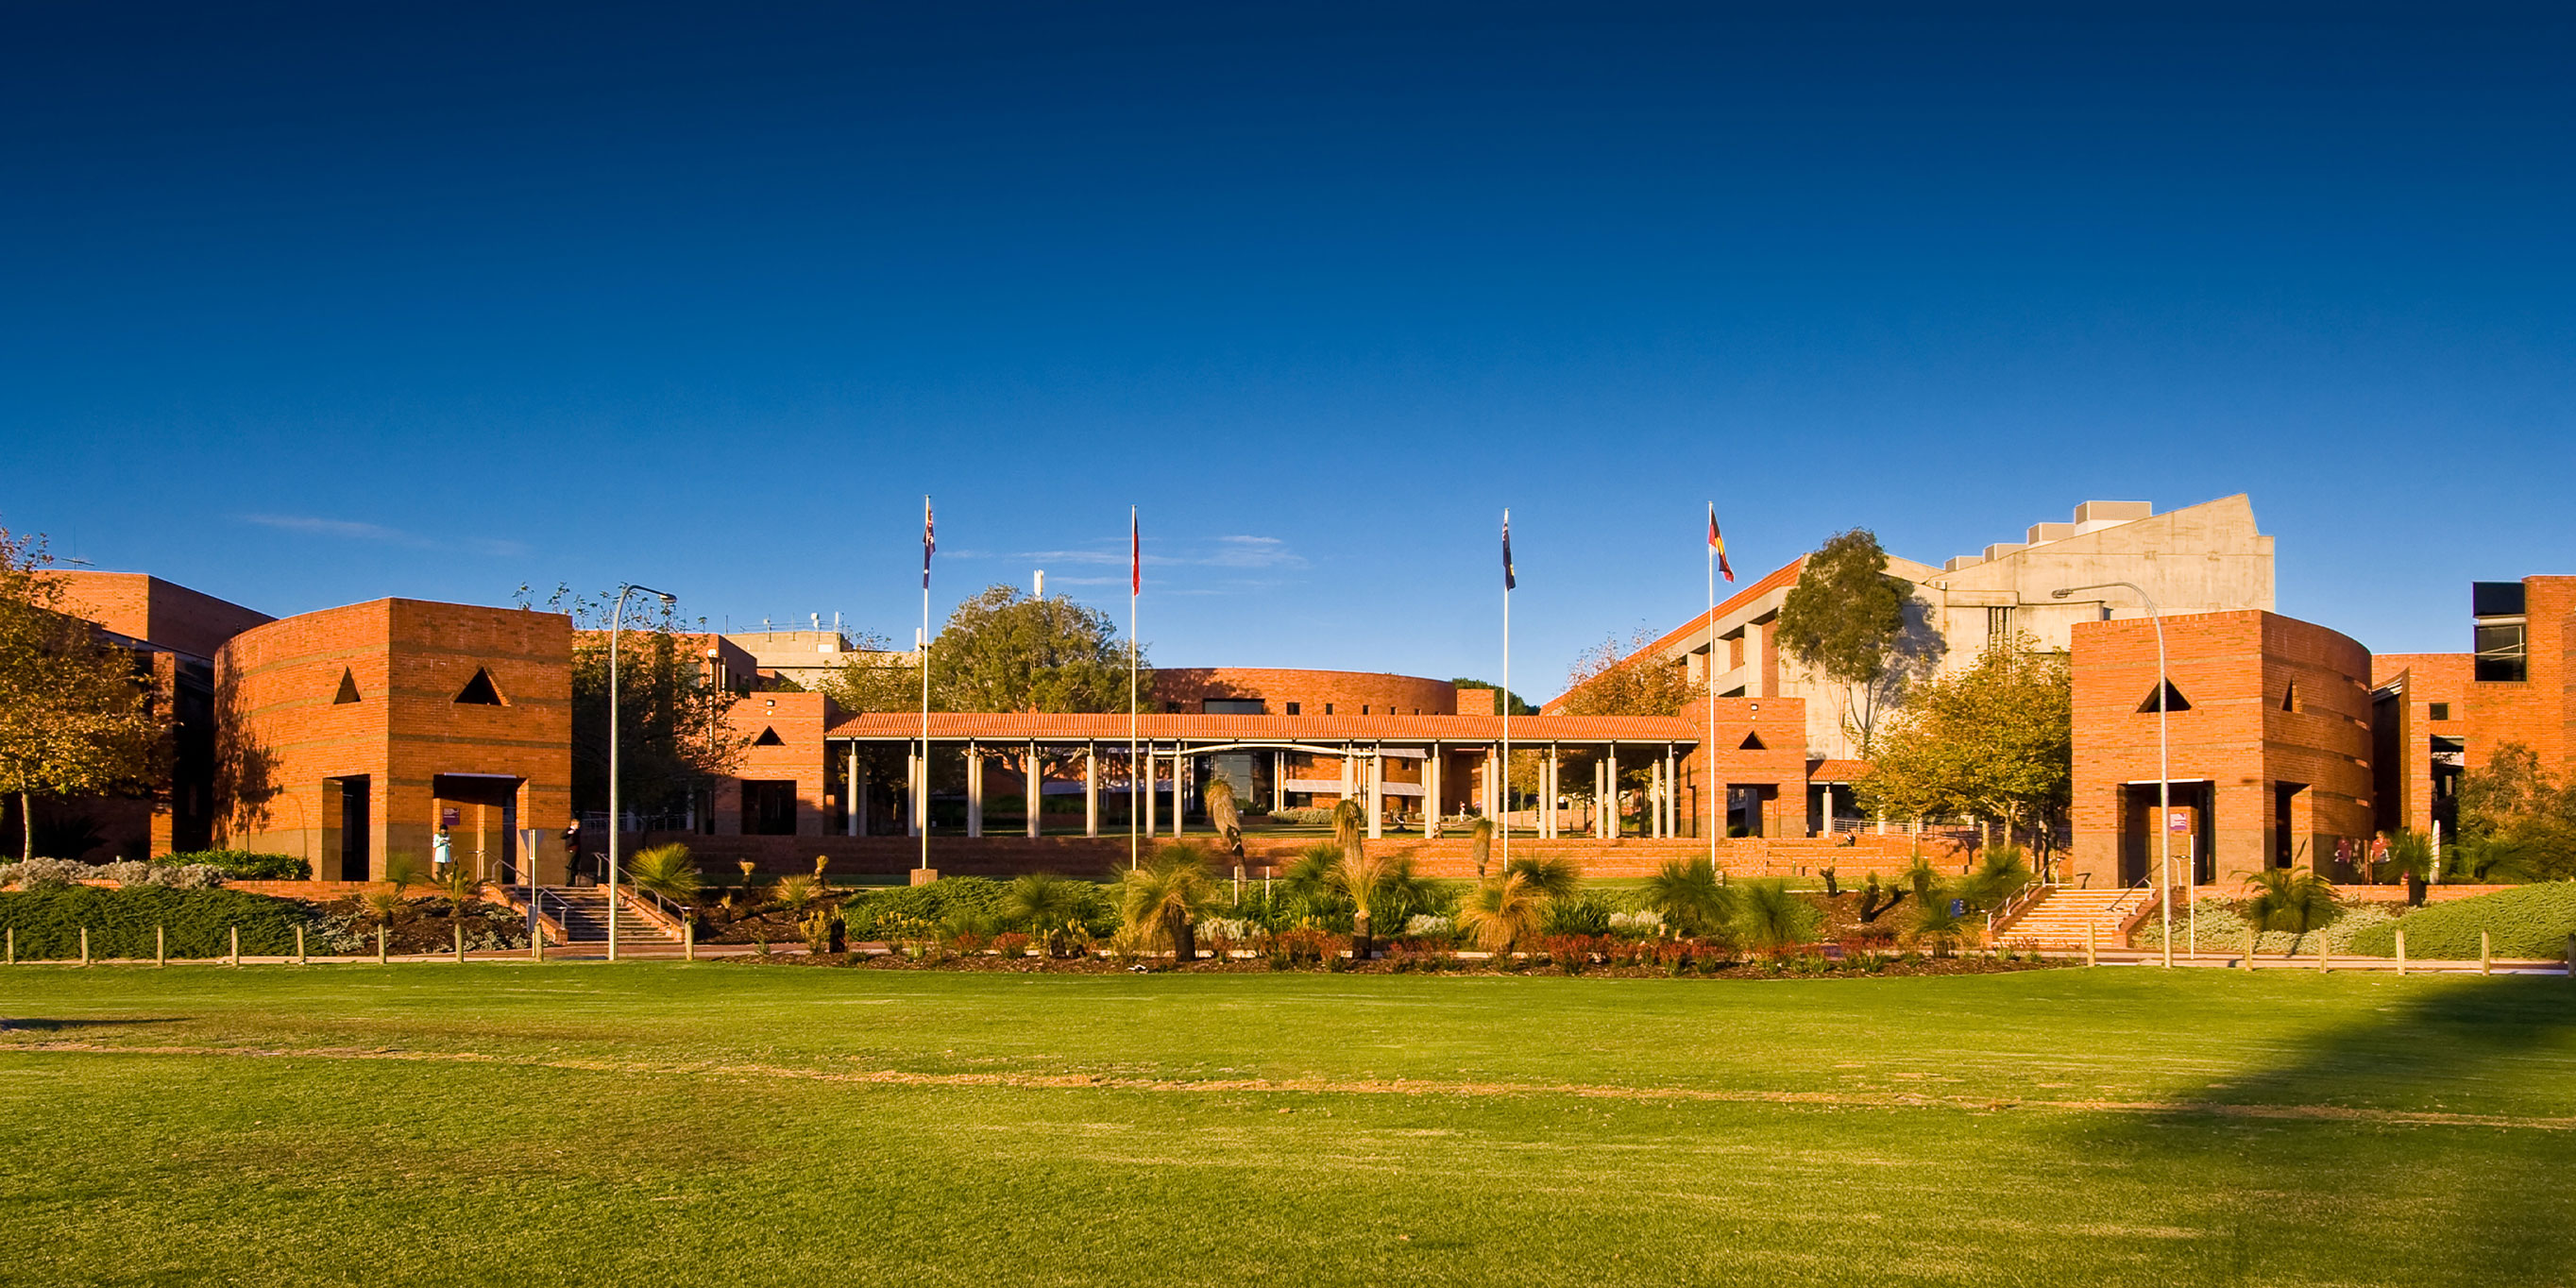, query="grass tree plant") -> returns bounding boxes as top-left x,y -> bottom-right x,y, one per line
1641,857 -> 1736,940
1731,879 -> 1821,959
1457,870 -> 1544,956
1121,842 -> 1224,961
2239,867 -> 2341,959
1002,873 -> 1090,958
